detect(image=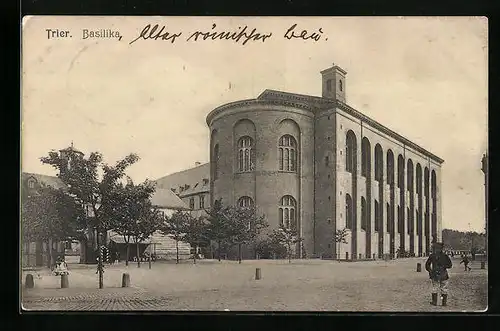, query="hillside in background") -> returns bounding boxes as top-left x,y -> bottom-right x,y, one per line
442,229 -> 486,252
